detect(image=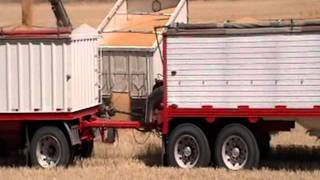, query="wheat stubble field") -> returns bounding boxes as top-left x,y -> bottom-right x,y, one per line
1,0 -> 320,179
